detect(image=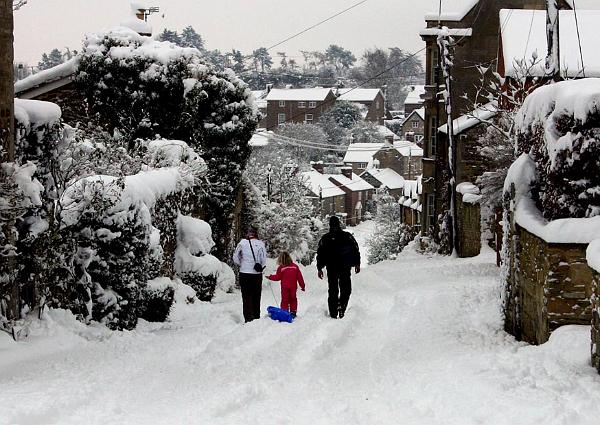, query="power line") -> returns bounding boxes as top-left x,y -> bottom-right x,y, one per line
266,0 -> 369,51
572,0 -> 586,78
